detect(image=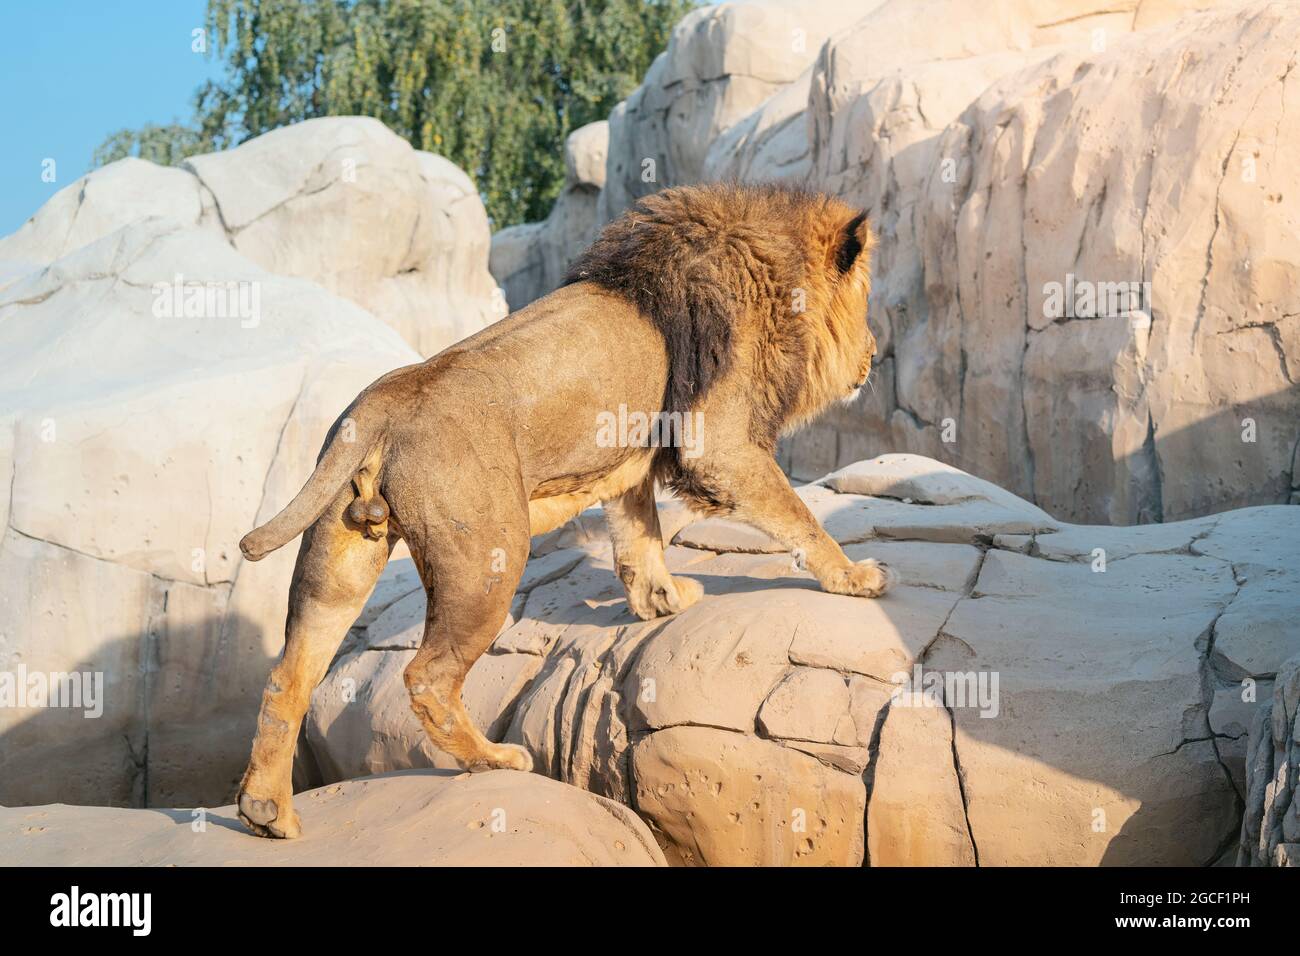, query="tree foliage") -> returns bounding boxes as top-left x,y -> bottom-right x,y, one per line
94,0 -> 691,226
